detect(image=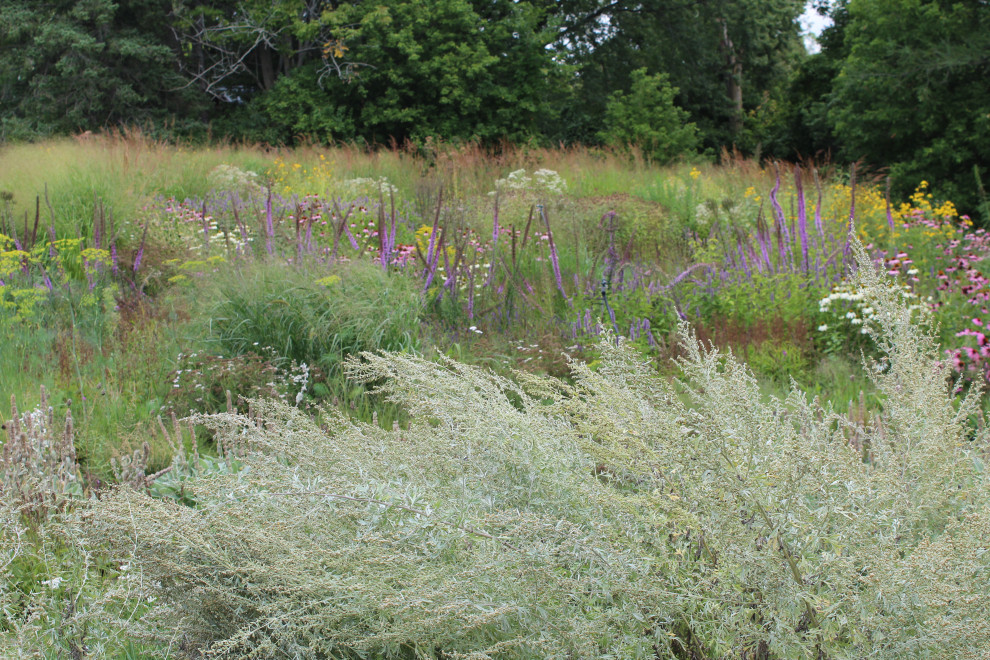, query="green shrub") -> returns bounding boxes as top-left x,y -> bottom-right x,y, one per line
598,68 -> 699,164
204,259 -> 423,383
74,239 -> 990,658
746,339 -> 810,385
